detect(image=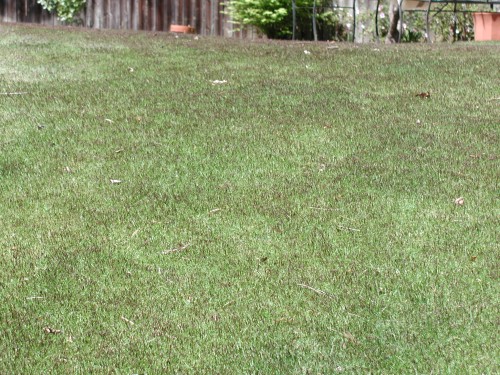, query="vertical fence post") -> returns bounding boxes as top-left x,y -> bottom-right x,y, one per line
312,0 -> 318,41
94,0 -> 103,28
201,0 -> 207,34
398,0 -> 403,42
453,0 -> 458,42
352,0 -> 356,42
211,0 -> 216,34
292,0 -> 296,40
191,0 -> 197,32
425,0 -> 432,42
86,0 -> 94,27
